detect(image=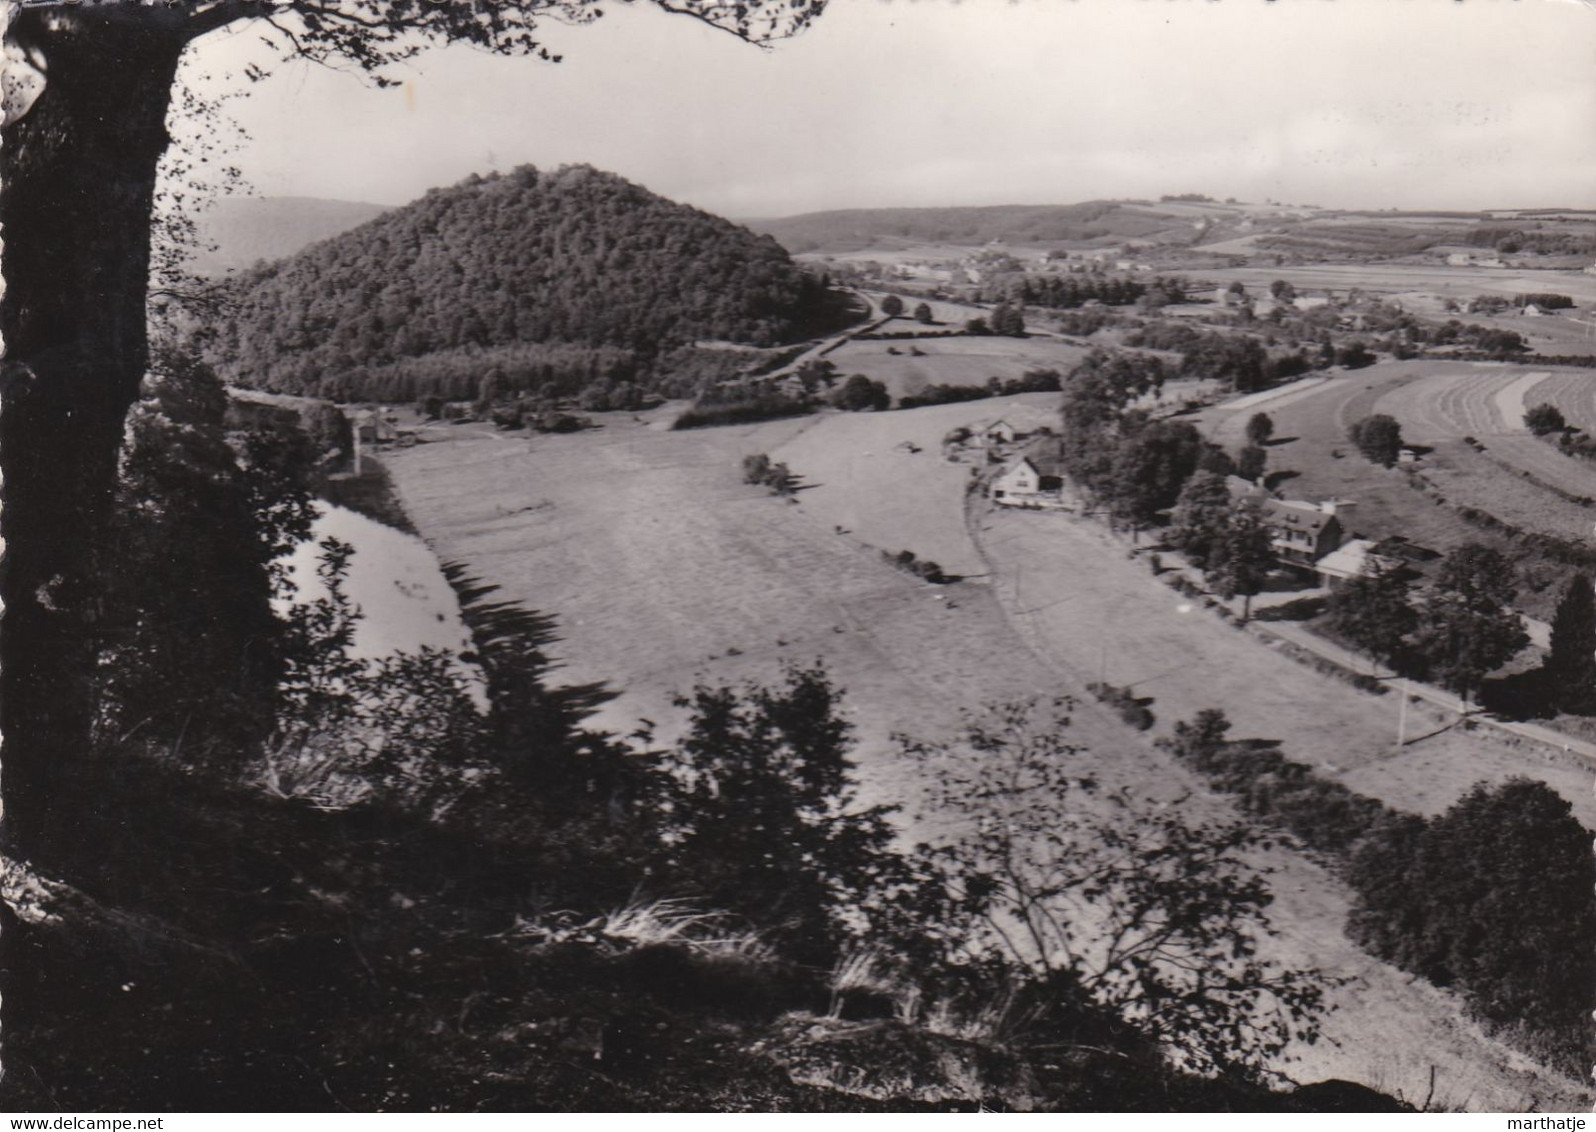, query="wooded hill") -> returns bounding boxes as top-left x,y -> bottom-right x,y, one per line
206,165 -> 833,403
